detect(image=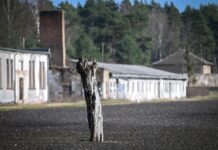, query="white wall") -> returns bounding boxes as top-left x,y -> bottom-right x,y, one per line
0,50 -> 49,104
0,52 -> 15,103
107,78 -> 187,102
190,74 -> 218,87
